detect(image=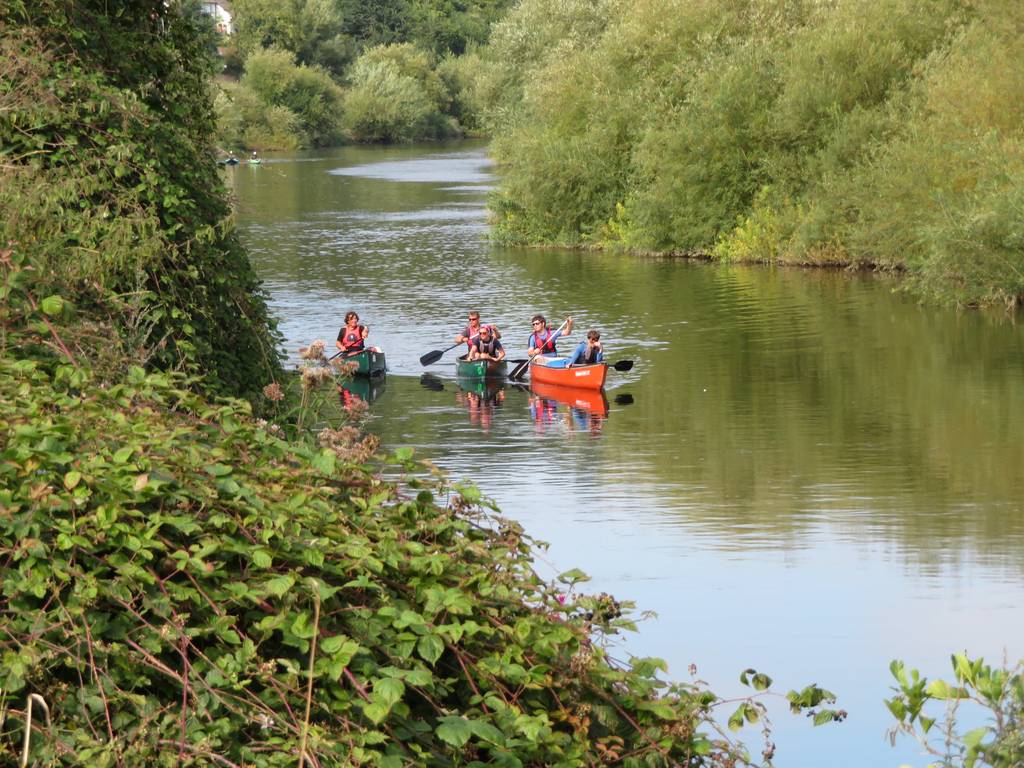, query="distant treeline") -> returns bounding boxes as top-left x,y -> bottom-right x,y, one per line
470,0 -> 1024,307
216,0 -> 508,147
